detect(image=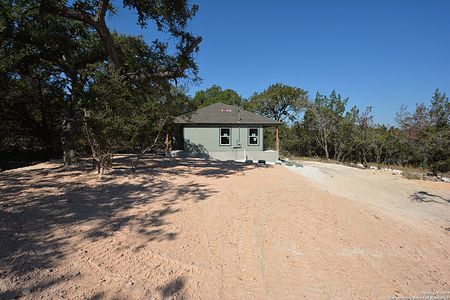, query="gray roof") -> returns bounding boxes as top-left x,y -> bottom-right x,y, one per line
174,102 -> 282,125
